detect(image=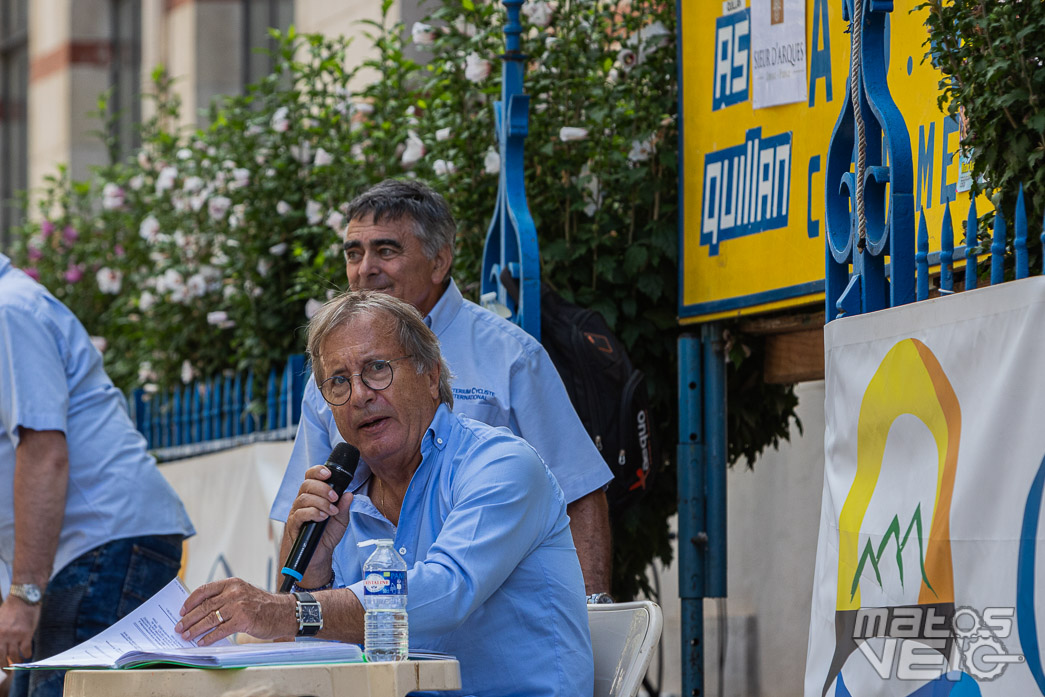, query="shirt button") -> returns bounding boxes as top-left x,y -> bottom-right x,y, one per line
437,438 -> 443,444
399,547 -> 407,555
